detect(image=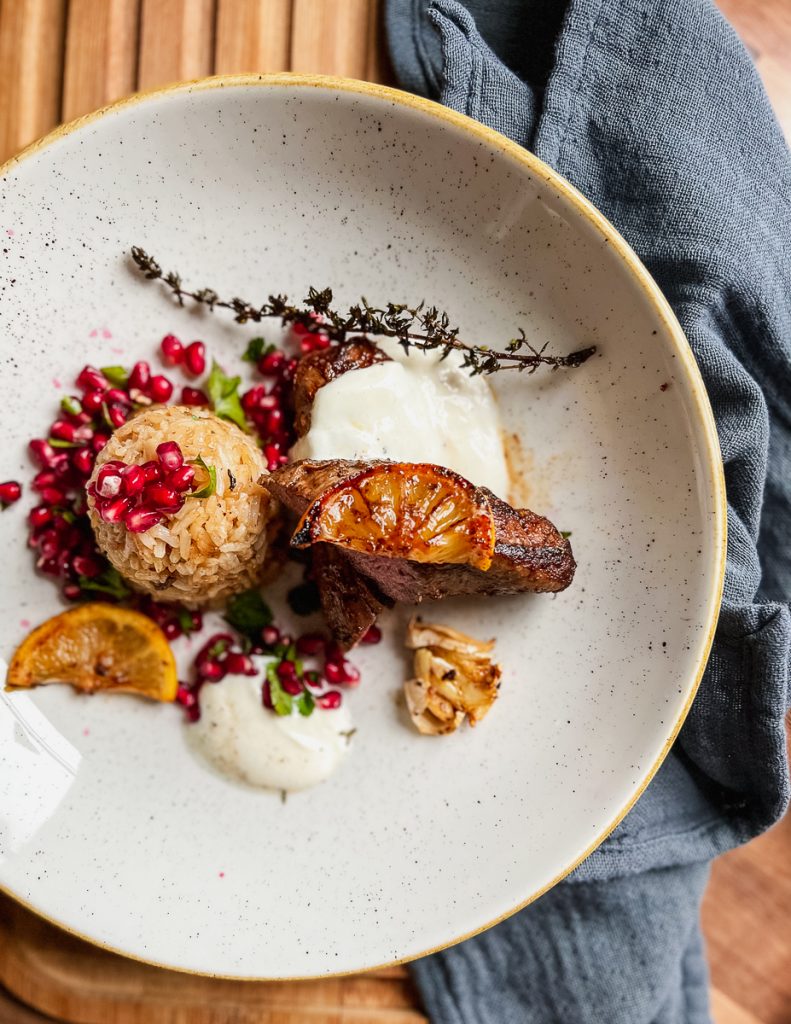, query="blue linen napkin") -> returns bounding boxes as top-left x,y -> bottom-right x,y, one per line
385,2 -> 791,1021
